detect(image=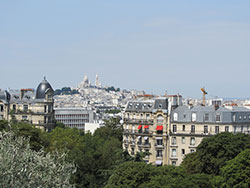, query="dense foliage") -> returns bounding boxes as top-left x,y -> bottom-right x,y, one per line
105,162 -> 213,188
0,131 -> 75,188
181,132 -> 250,175
2,118 -> 250,187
